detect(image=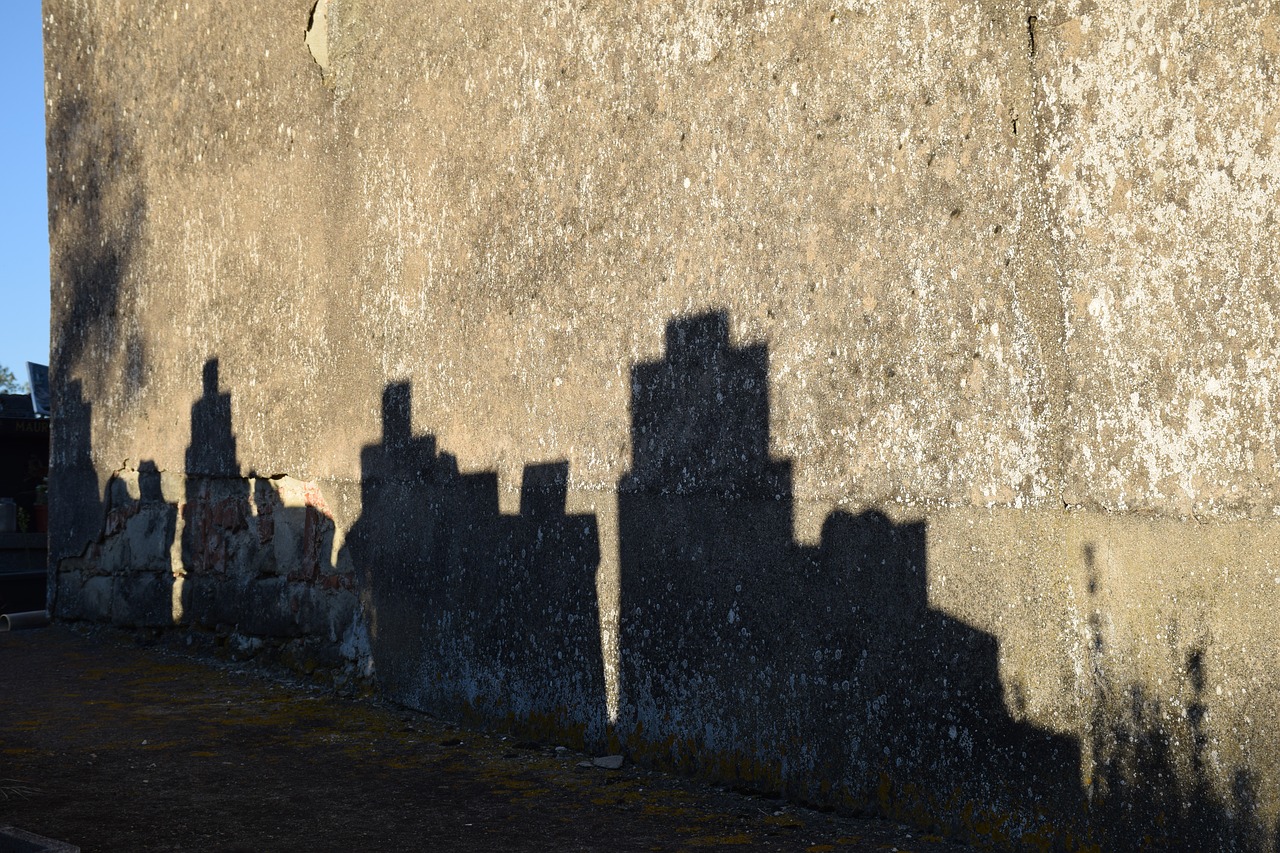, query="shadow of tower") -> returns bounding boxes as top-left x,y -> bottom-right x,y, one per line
617,312 -> 799,772
345,382 -> 449,695
180,358 -> 251,626
617,310 -> 1080,836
